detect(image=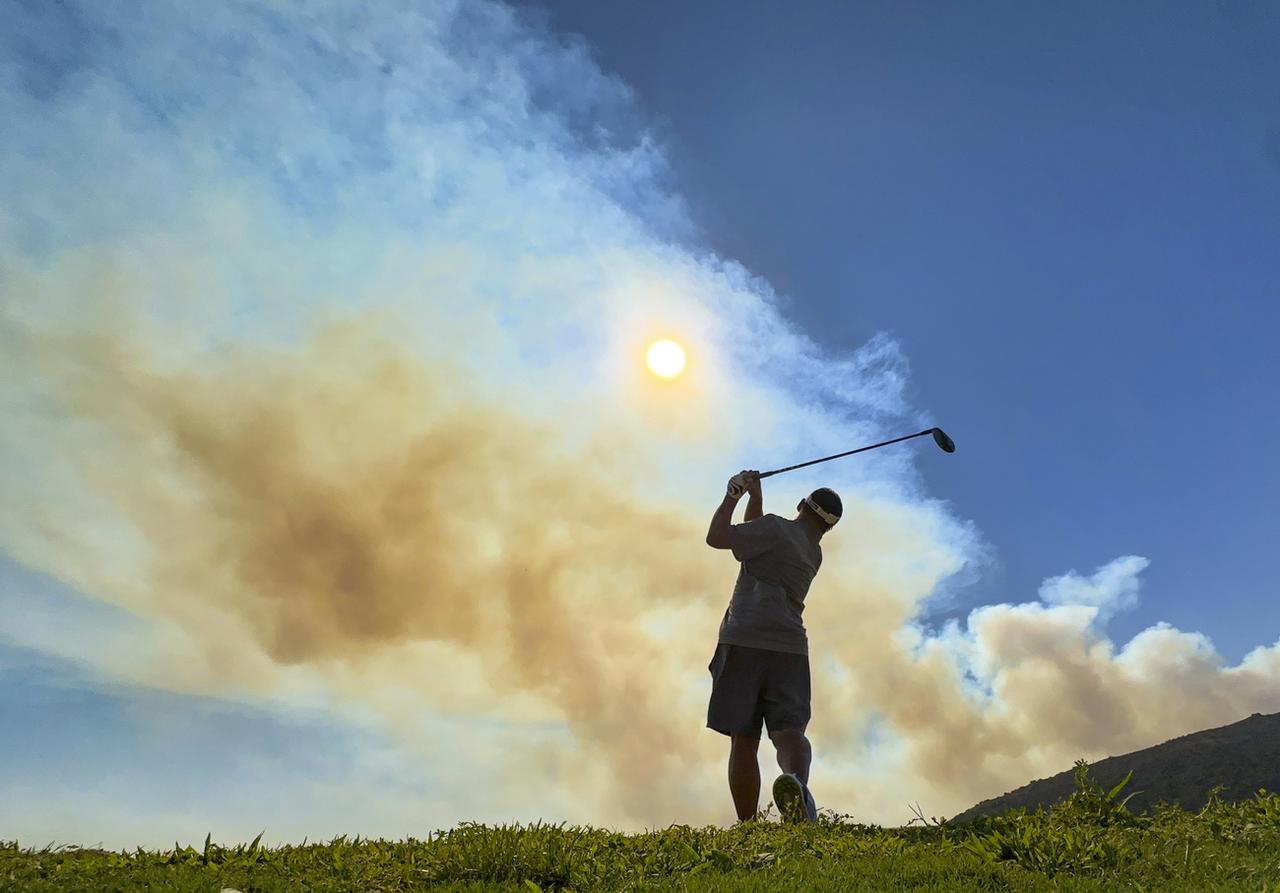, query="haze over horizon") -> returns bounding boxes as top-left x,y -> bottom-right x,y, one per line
2,0 -> 1278,847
